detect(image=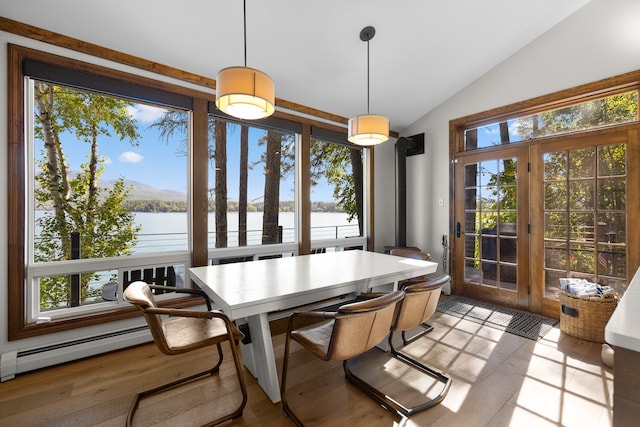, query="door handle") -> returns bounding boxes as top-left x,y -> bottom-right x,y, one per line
456,221 -> 461,238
